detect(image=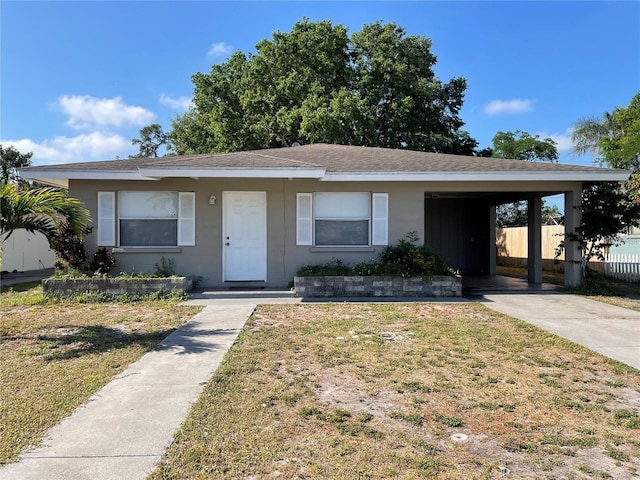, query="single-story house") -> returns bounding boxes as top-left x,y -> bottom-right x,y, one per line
21,143 -> 630,287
